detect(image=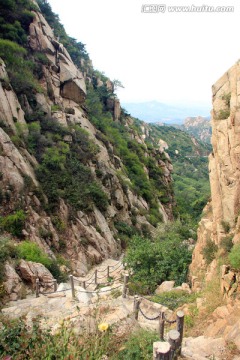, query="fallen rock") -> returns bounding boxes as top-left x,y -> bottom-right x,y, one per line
155,281 -> 175,294
18,259 -> 54,288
